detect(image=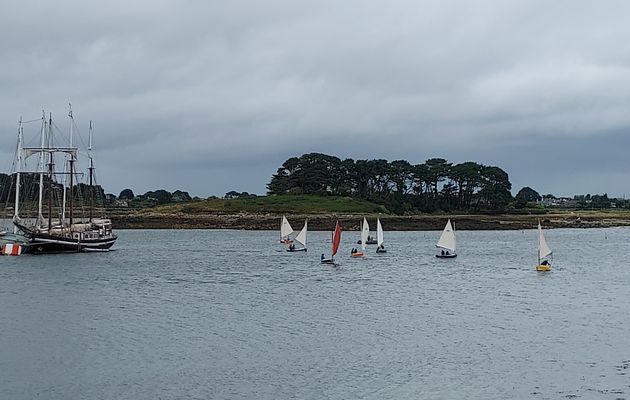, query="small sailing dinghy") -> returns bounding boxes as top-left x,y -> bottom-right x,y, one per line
376,218 -> 387,253
287,220 -> 307,252
321,221 -> 341,264
351,217 -> 369,257
279,215 -> 294,244
357,218 -> 377,244
435,219 -> 457,258
536,221 -> 552,271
